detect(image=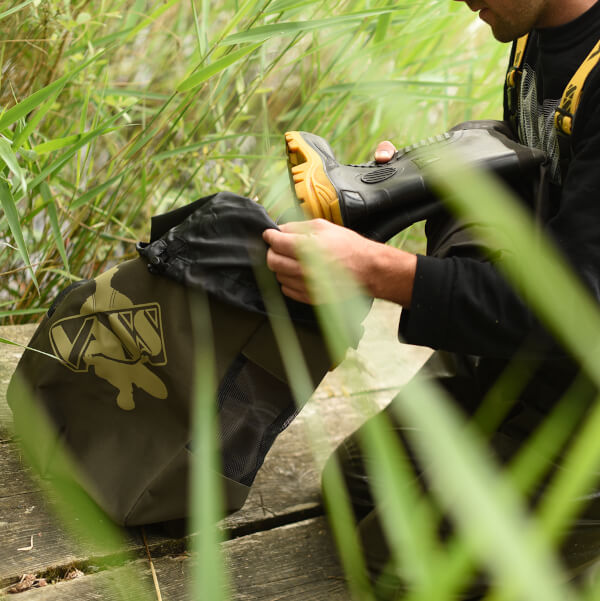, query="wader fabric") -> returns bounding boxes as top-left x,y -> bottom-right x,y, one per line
7,192 -> 358,527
